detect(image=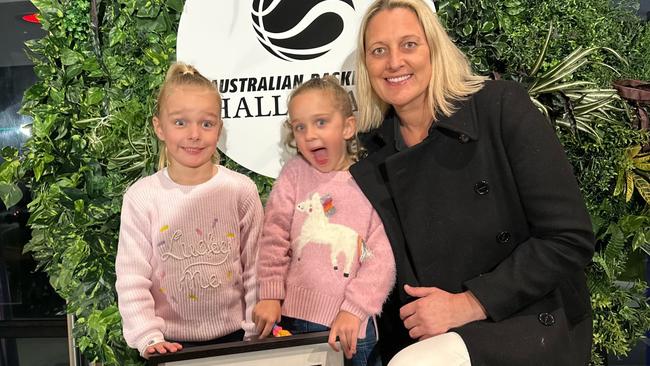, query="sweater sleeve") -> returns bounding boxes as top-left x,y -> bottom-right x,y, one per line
257,162 -> 298,300
340,208 -> 396,322
463,82 -> 595,321
115,190 -> 166,355
238,180 -> 264,337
